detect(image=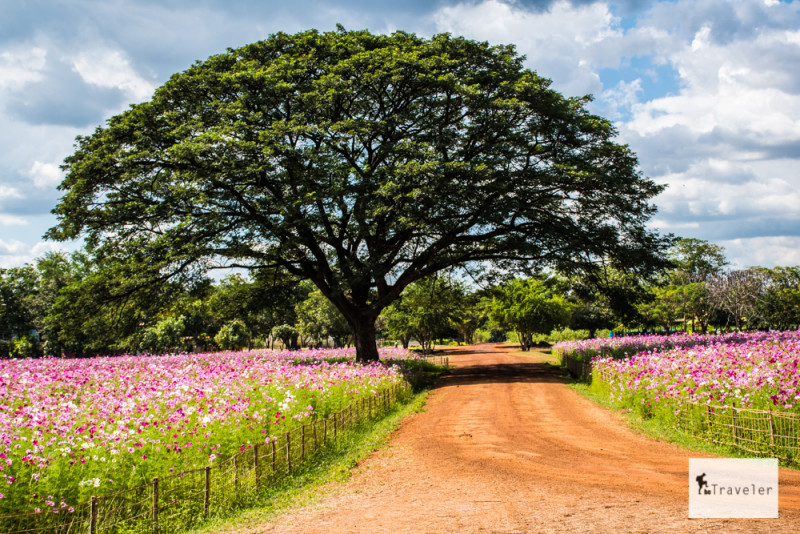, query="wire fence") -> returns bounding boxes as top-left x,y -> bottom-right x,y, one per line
0,383 -> 408,534
674,403 -> 800,464
420,354 -> 450,367
560,353 -> 592,380
559,355 -> 800,464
